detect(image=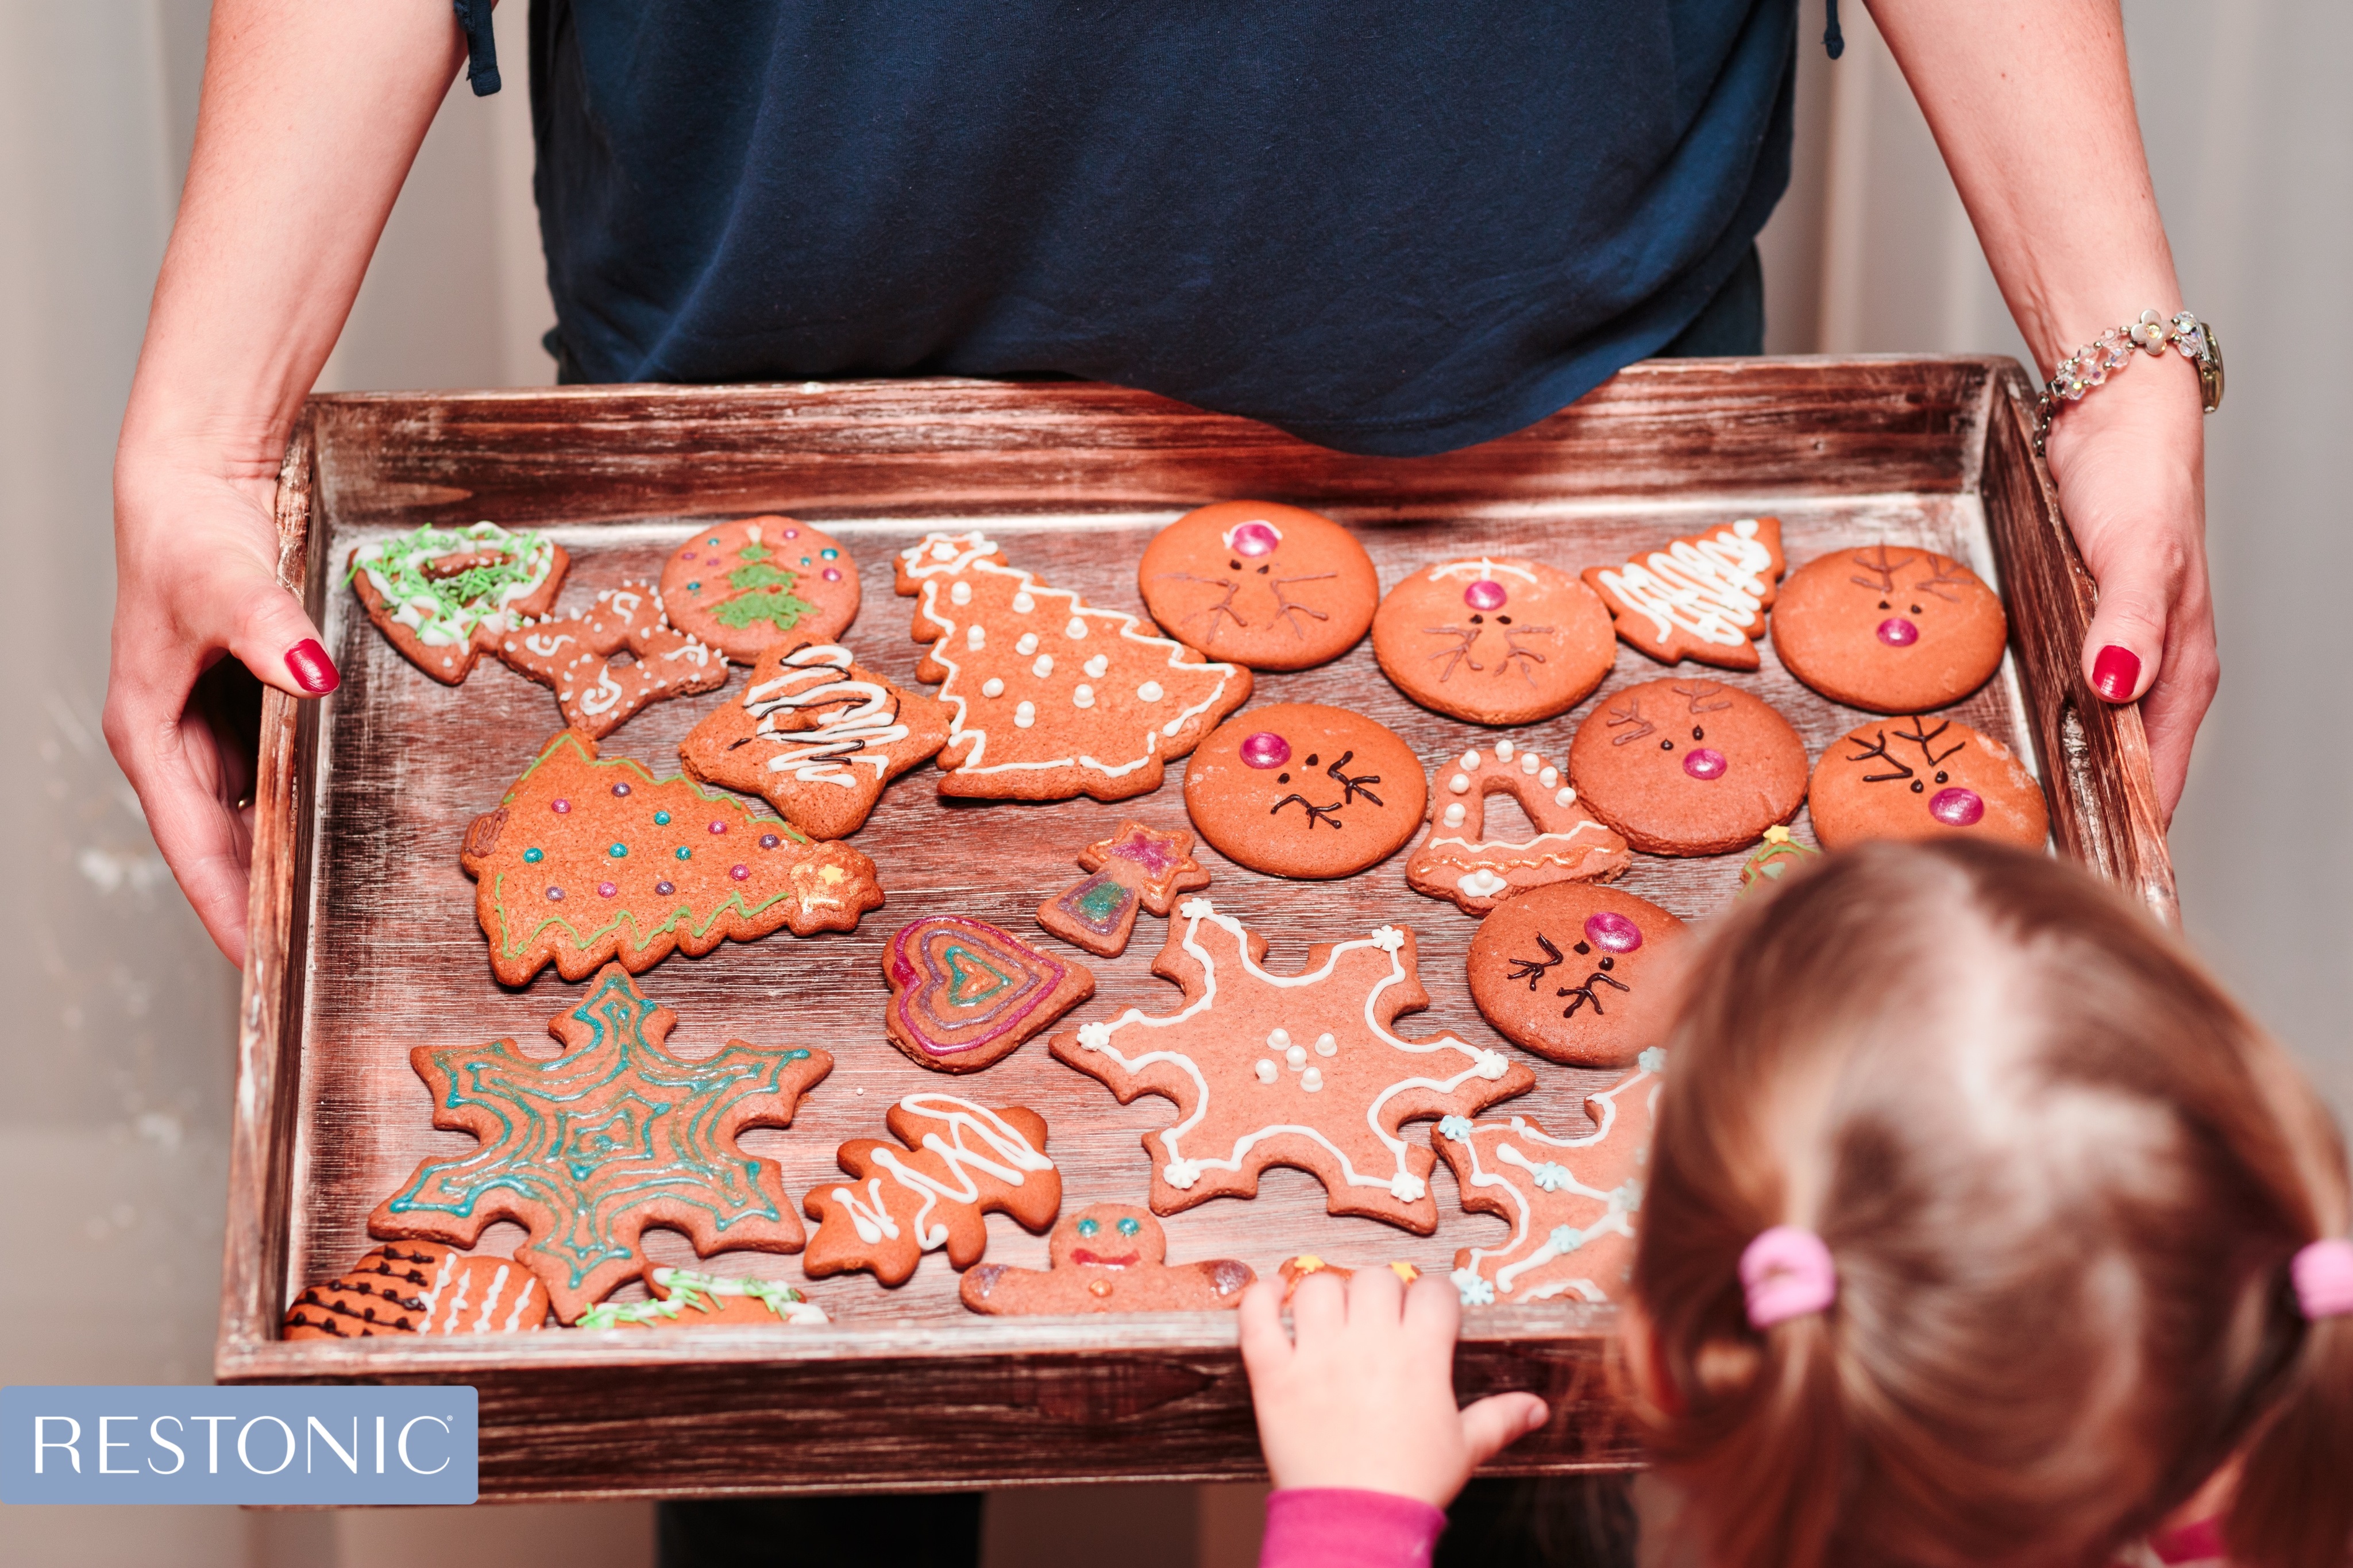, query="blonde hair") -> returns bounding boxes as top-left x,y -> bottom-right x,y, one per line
1631,838 -> 2353,1568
